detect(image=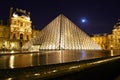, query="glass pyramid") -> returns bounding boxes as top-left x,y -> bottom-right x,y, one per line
22,14 -> 101,50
